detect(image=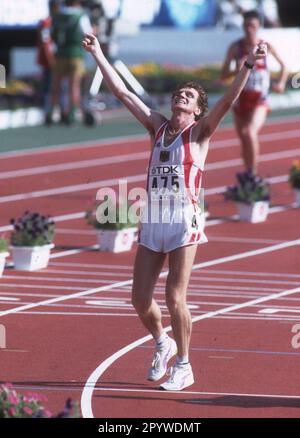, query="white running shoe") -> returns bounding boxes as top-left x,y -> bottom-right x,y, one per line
159,363 -> 194,391
147,337 -> 177,382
